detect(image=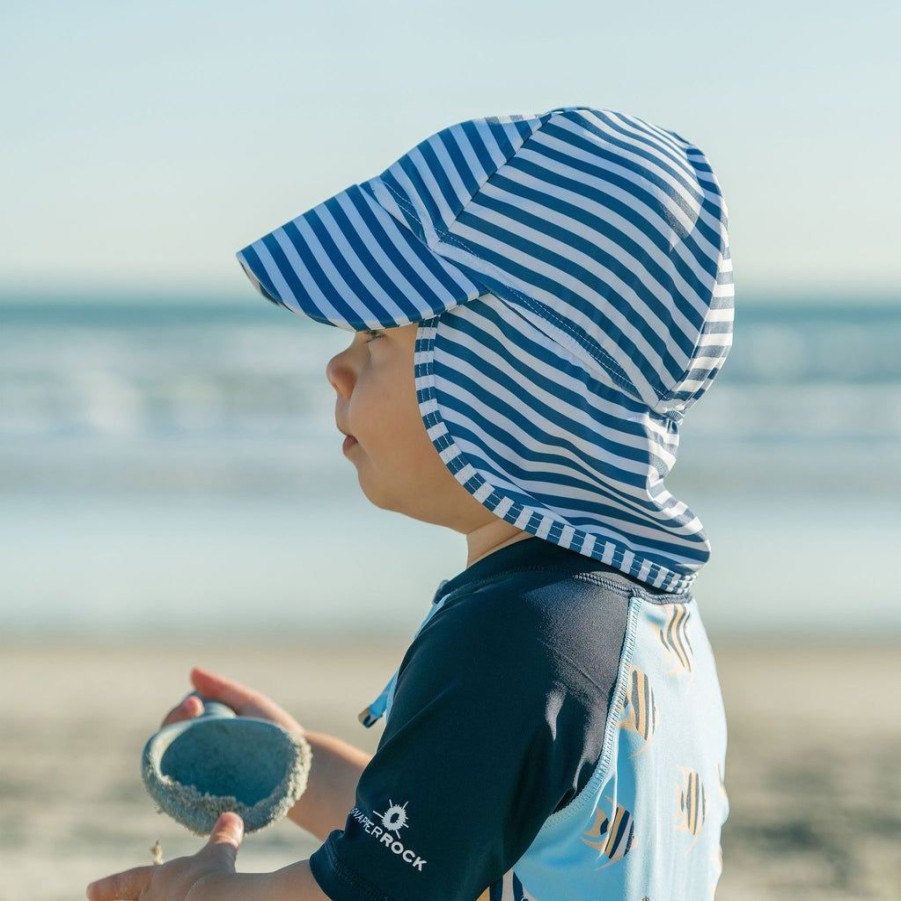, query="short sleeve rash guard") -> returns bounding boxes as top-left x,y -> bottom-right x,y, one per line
309,536 -> 636,901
